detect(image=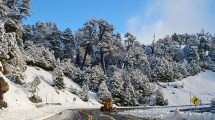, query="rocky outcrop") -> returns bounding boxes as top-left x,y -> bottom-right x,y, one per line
0,76 -> 9,109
